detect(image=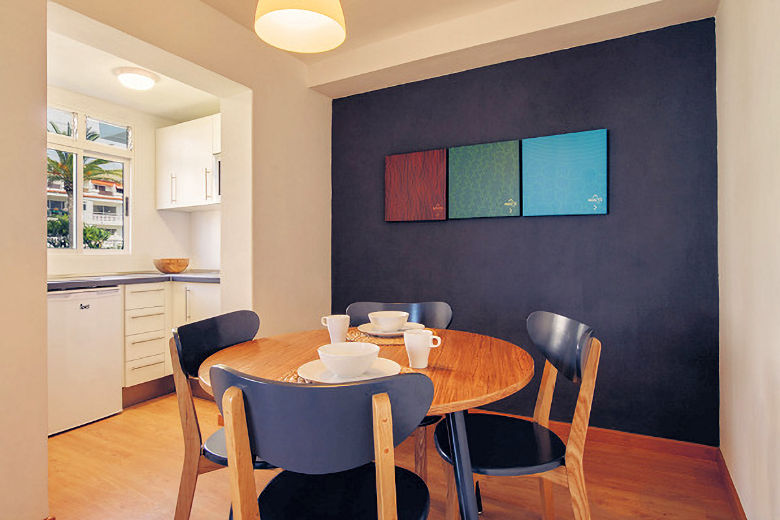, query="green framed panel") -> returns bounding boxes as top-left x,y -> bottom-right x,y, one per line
448,140 -> 520,219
